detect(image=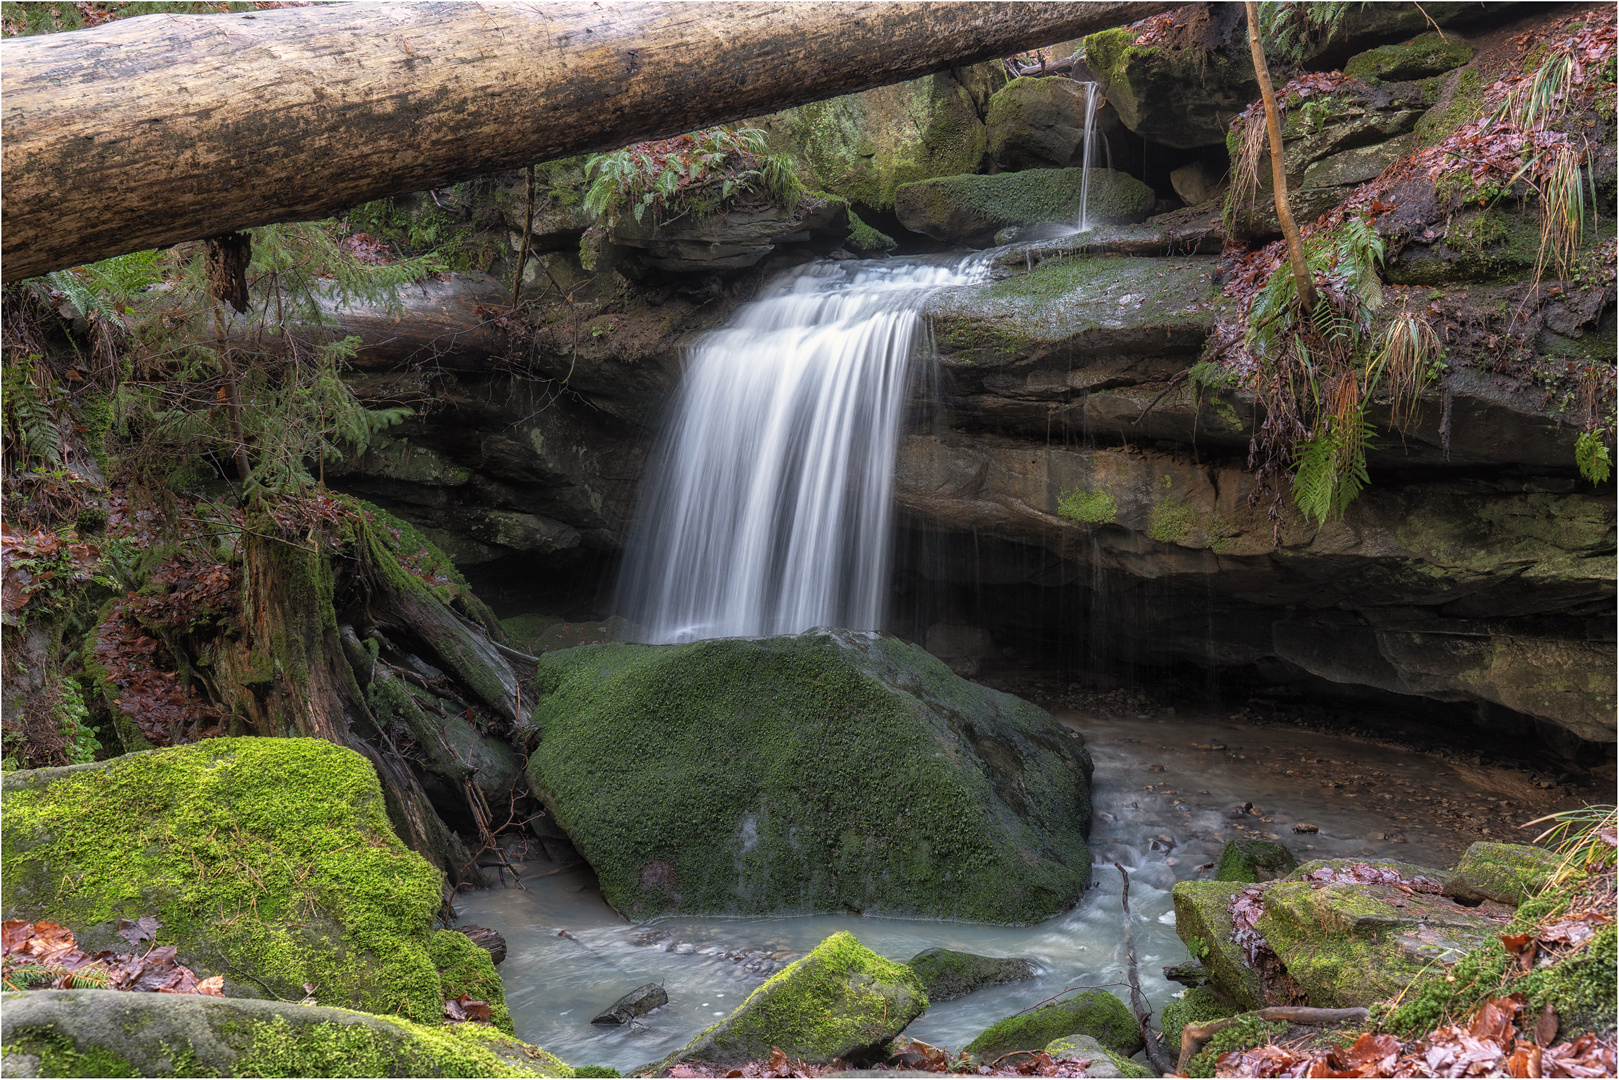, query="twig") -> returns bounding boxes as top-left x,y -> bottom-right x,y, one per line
1176,1007 -> 1370,1074
1413,3 -> 1447,39
1115,862 -> 1175,1077
1132,372 -> 1188,426
510,165 -> 535,309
